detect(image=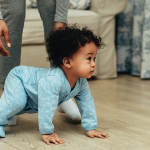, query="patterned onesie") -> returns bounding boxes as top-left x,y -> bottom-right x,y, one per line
0,66 -> 97,137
